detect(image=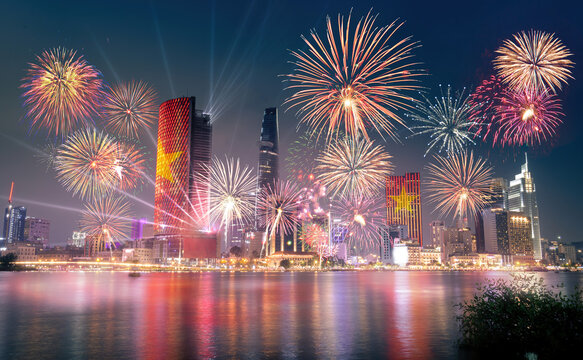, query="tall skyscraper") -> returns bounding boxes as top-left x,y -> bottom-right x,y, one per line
154,97 -> 212,258
429,220 -> 445,248
507,154 -> 541,259
24,217 -> 50,247
386,173 -> 423,246
3,206 -> 27,244
256,107 -> 279,230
